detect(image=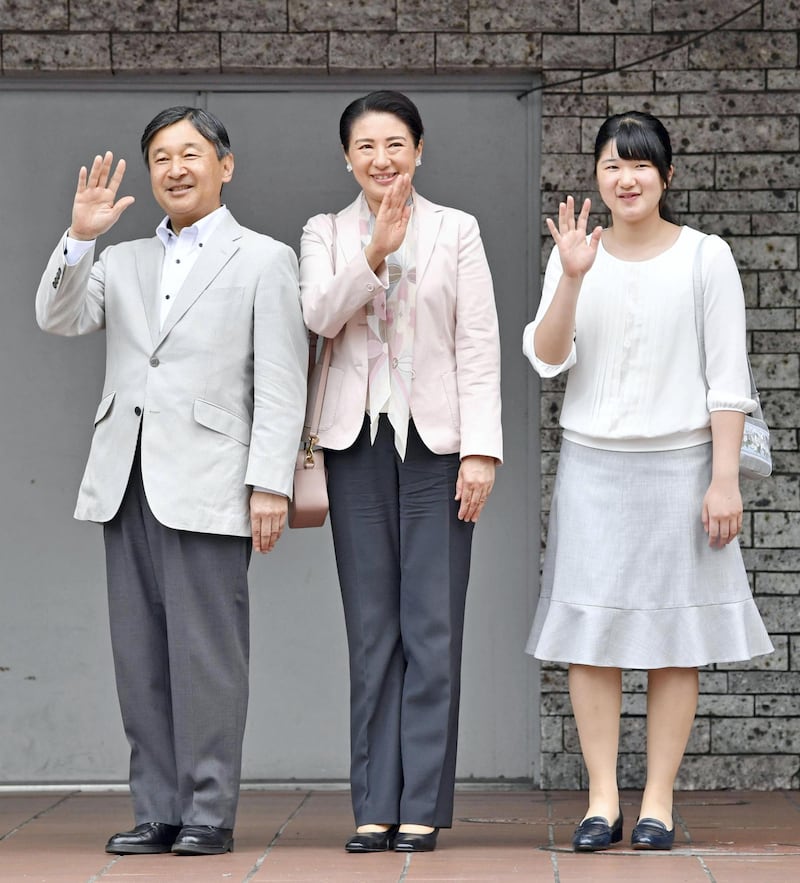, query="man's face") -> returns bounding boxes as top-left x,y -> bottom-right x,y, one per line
147,119 -> 234,232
